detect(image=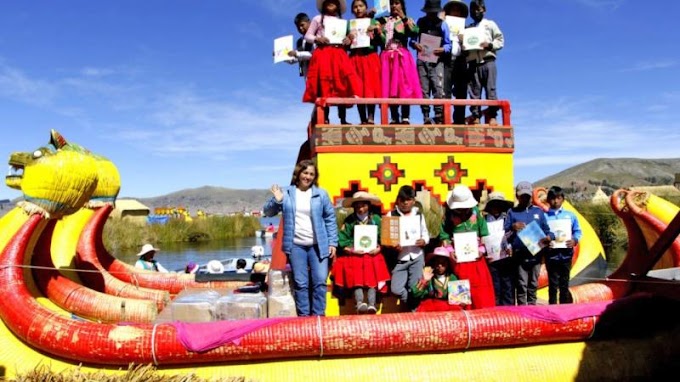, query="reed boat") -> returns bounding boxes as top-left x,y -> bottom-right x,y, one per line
2,100 -> 680,380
